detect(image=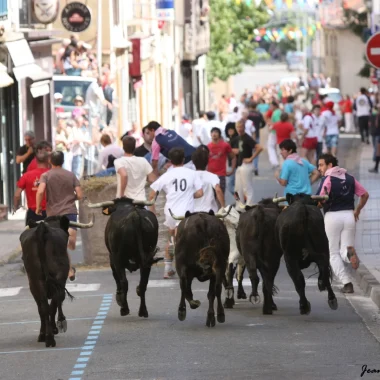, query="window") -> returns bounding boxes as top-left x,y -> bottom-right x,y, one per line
0,0 -> 7,21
